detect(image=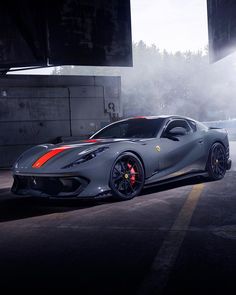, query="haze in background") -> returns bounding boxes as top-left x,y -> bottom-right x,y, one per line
8,0 -> 236,121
